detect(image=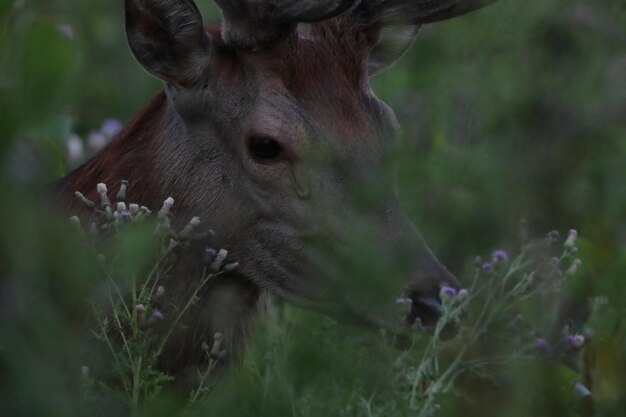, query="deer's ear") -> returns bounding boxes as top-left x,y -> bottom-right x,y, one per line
125,0 -> 211,85
367,24 -> 420,77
